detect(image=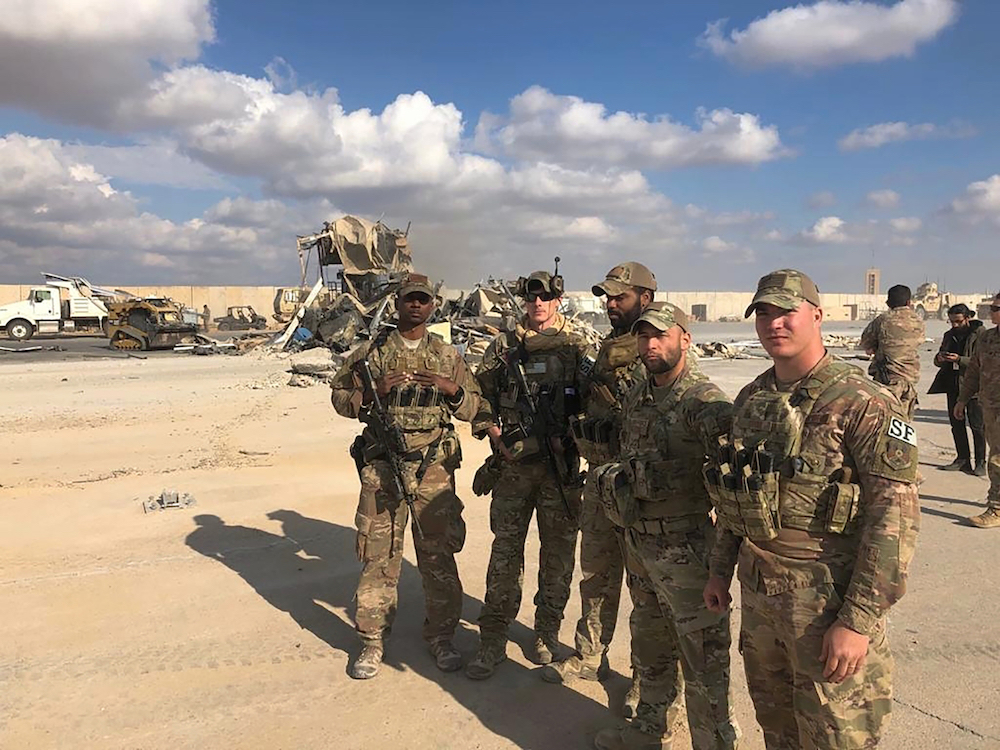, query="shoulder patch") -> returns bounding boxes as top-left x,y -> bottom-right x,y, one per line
887,416 -> 917,447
